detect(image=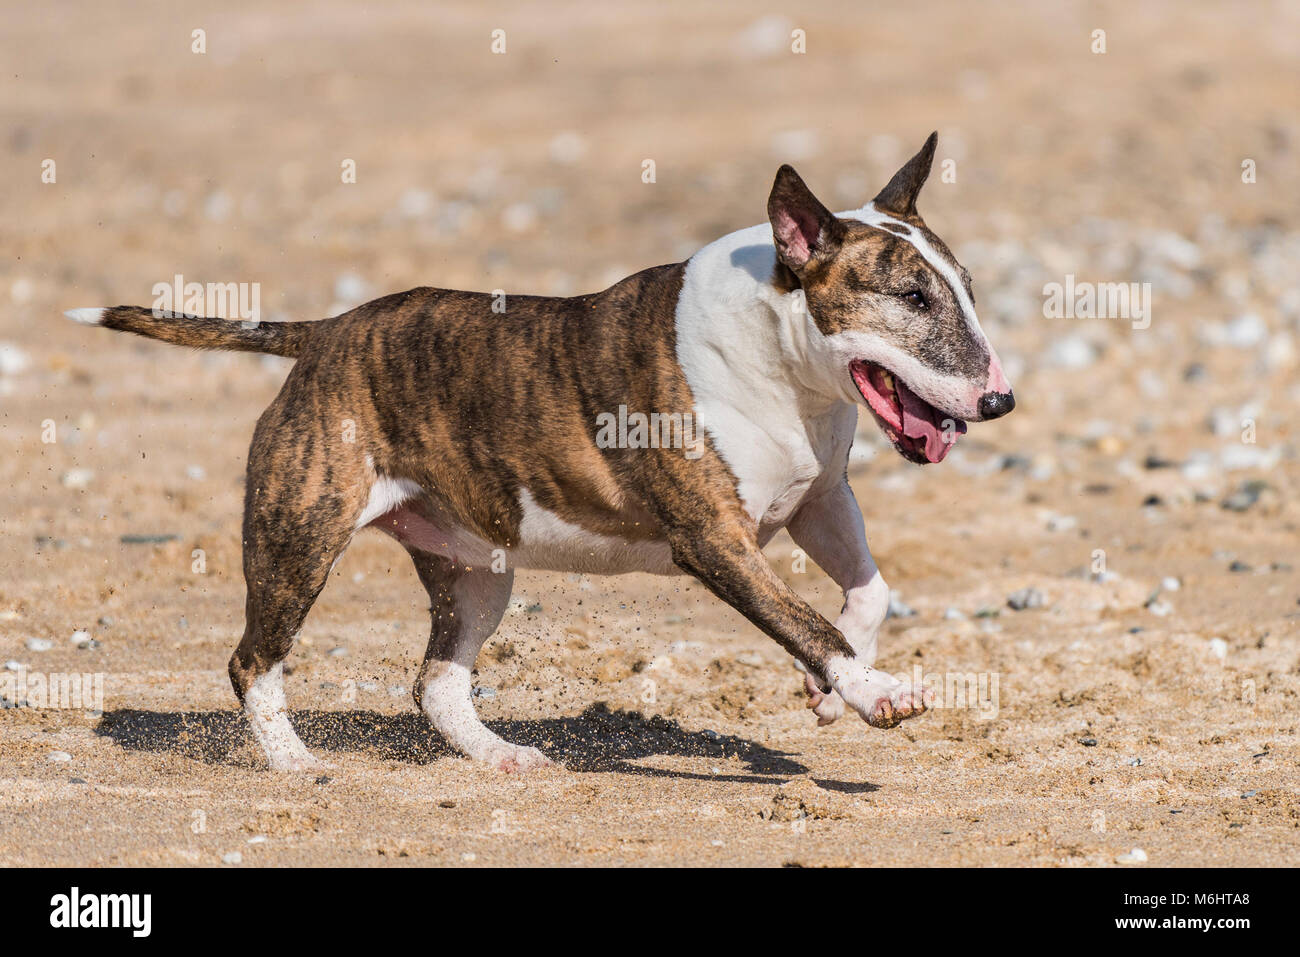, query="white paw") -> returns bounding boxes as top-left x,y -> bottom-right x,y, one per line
803,672 -> 845,726
266,749 -> 331,772
861,680 -> 933,729
479,743 -> 554,773
829,658 -> 932,730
